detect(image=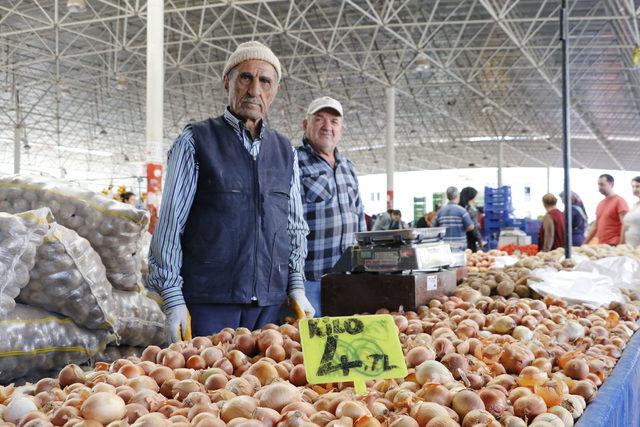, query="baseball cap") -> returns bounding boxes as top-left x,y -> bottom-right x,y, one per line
306,96 -> 343,116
